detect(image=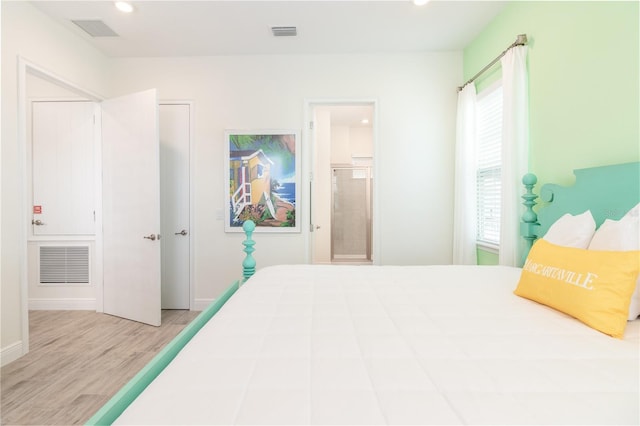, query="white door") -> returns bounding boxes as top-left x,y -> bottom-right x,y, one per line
311,107 -> 332,264
102,89 -> 161,326
31,101 -> 96,235
159,103 -> 190,309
